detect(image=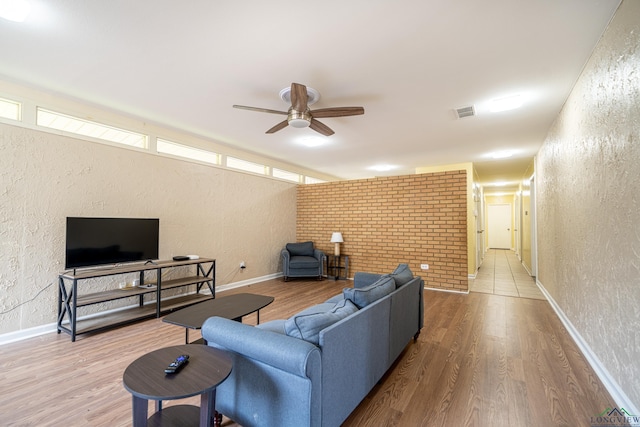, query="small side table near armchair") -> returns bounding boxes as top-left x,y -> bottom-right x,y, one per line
326,254 -> 349,280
